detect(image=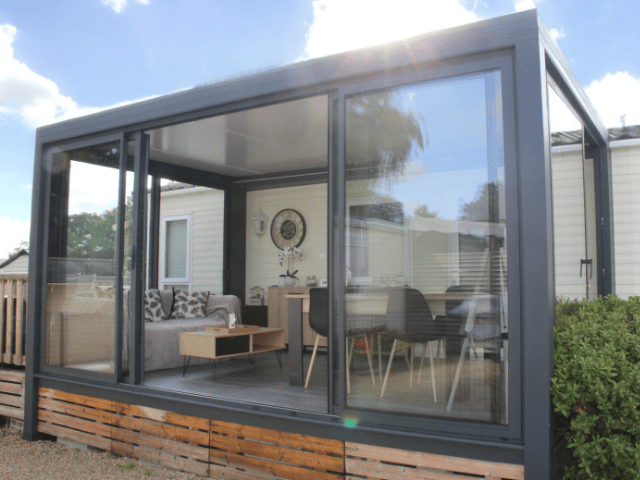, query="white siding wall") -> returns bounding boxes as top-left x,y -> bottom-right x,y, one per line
0,255 -> 29,274
551,146 -> 587,300
612,142 -> 640,298
246,184 -> 328,303
160,188 -> 225,294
